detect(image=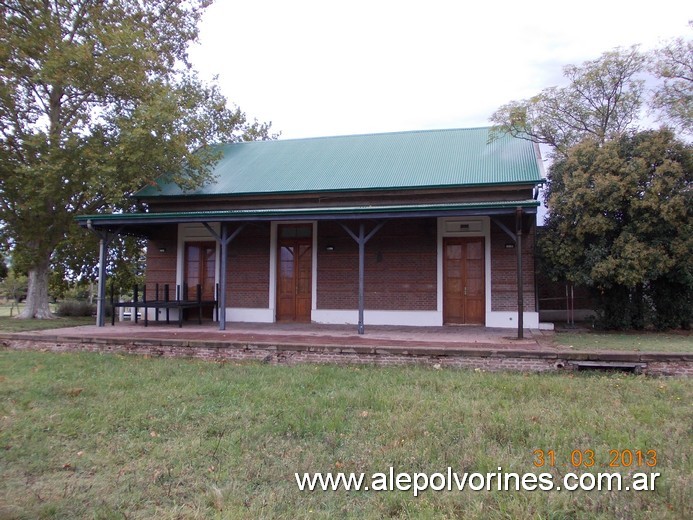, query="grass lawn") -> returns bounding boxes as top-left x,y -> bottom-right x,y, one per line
0,316 -> 94,333
1,351 -> 690,519
553,329 -> 693,353
0,304 -> 94,333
